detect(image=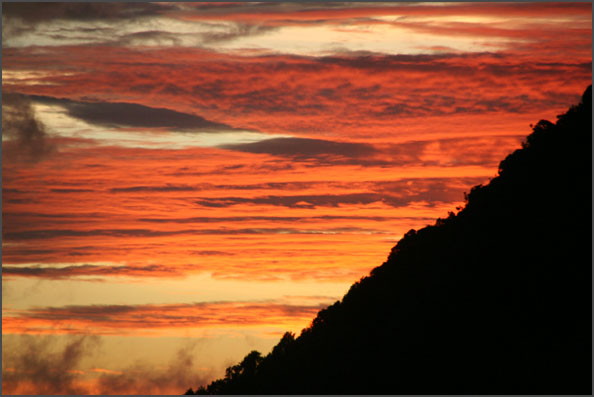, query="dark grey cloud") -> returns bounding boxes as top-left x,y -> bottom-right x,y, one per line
3,226 -> 387,241
1,212 -> 101,224
3,228 -> 182,240
3,211 -> 89,219
381,102 -> 431,117
2,228 -> 217,241
2,264 -> 185,279
2,94 -> 55,163
1,335 -> 100,395
185,2 -> 359,14
222,137 -> 377,158
110,185 -> 196,193
212,181 -> 319,191
167,161 -> 299,177
221,133 -> 521,169
1,335 -> 213,395
317,52 -> 472,72
2,3 -> 171,23
4,198 -> 37,204
136,215 -> 423,224
2,3 -> 277,47
95,344 -> 213,395
193,176 -> 486,209
196,193 -> 384,209
3,188 -> 25,194
30,95 -> 236,132
1,3 -> 176,47
50,188 -> 95,193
